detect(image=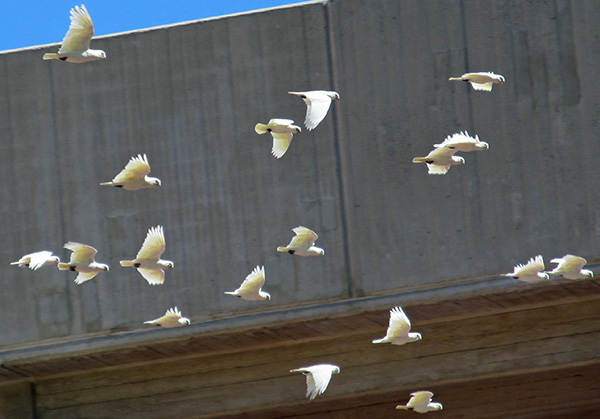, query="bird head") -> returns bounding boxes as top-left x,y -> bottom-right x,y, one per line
165,261 -> 175,269
453,156 -> 466,165
332,366 -> 341,374
478,141 -> 490,150
318,248 -> 325,255
261,291 -> 271,301
89,49 -> 107,60
50,256 -> 61,264
146,176 -> 161,186
409,332 -> 422,341
179,317 -> 191,325
294,126 -> 302,133
431,403 -> 443,411
101,264 -> 110,272
328,91 -> 340,100
583,269 -> 594,278
498,75 -> 505,84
